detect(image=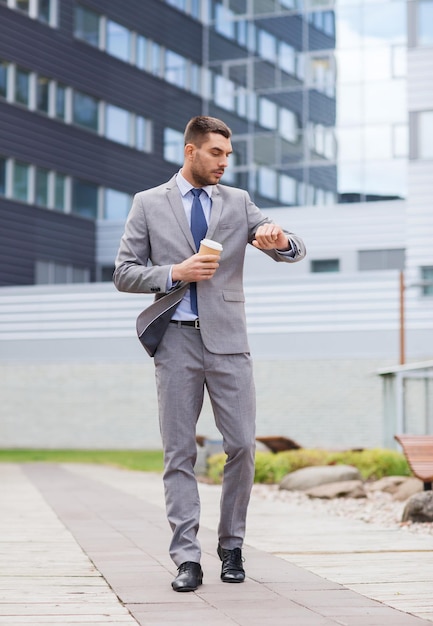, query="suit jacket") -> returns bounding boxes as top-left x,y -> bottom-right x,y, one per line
114,175 -> 306,354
